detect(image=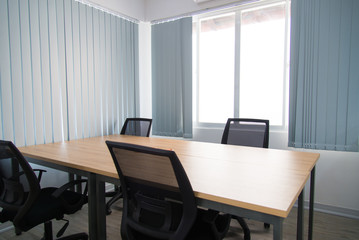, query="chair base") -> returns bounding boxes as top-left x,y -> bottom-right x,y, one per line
57,233 -> 88,240
41,221 -> 88,240
232,216 -> 270,240
232,215 -> 251,240
106,188 -> 123,215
